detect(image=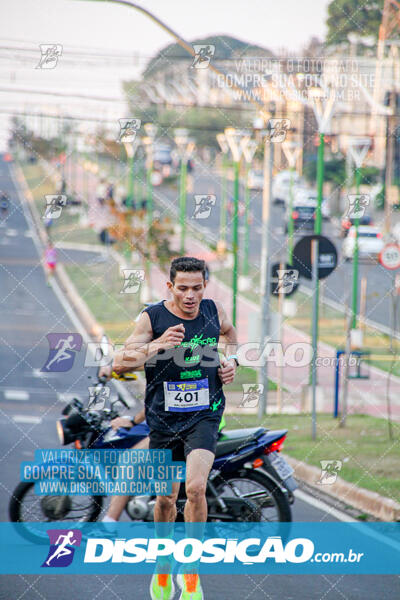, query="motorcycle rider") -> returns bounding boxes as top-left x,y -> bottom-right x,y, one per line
112,256 -> 238,600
